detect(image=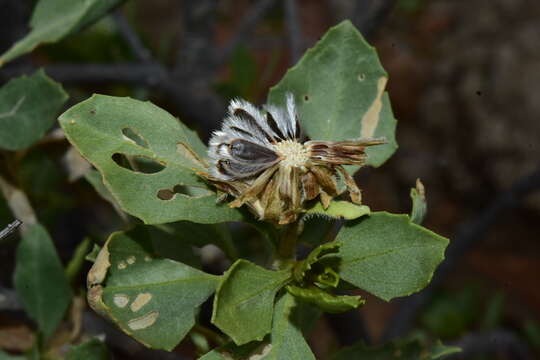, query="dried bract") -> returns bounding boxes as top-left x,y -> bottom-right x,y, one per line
198,93 -> 385,224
